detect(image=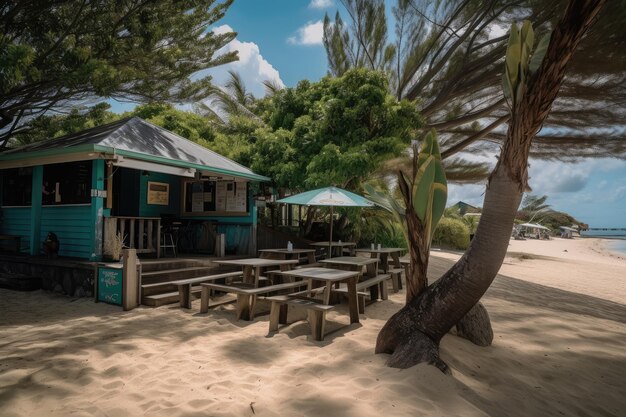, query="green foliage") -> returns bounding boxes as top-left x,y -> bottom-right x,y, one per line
125,104 -> 217,145
1,0 -> 237,145
503,21 -> 550,107
365,129 -> 447,250
521,194 -> 550,213
251,68 -> 422,190
408,130 -> 448,246
11,102 -> 218,148
323,1 -> 393,77
432,217 -> 470,251
11,103 -> 118,146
